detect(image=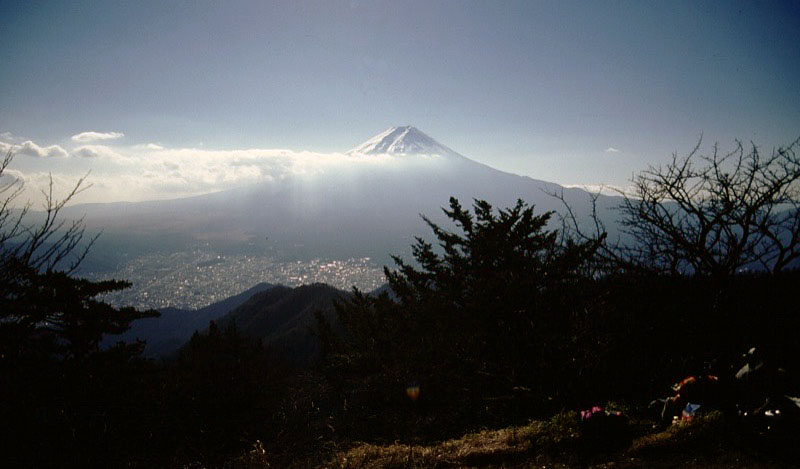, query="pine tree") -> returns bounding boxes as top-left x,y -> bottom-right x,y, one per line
318,197 -> 600,435
0,149 -> 157,361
